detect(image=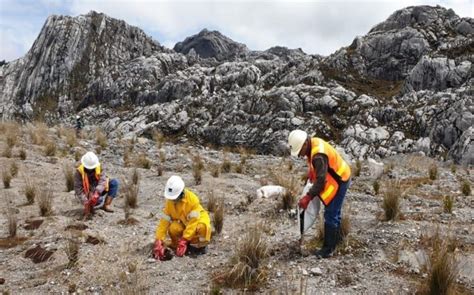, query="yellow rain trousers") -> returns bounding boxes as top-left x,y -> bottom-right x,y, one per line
155,189 -> 211,248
